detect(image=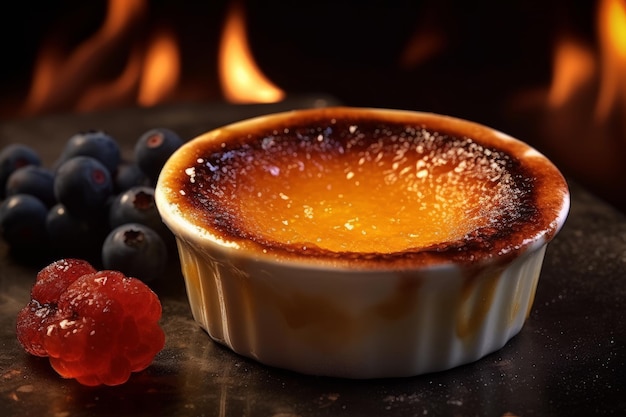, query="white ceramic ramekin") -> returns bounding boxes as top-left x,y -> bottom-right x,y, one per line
155,107 -> 569,378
